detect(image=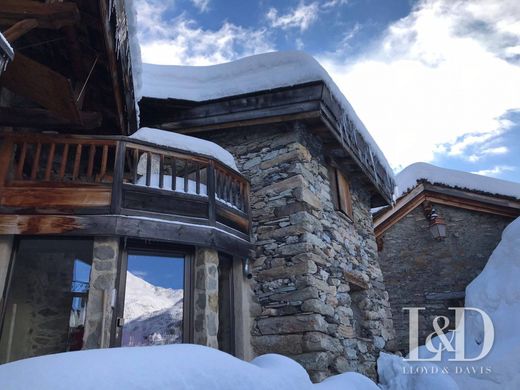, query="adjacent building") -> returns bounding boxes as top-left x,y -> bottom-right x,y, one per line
374,163 -> 520,353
